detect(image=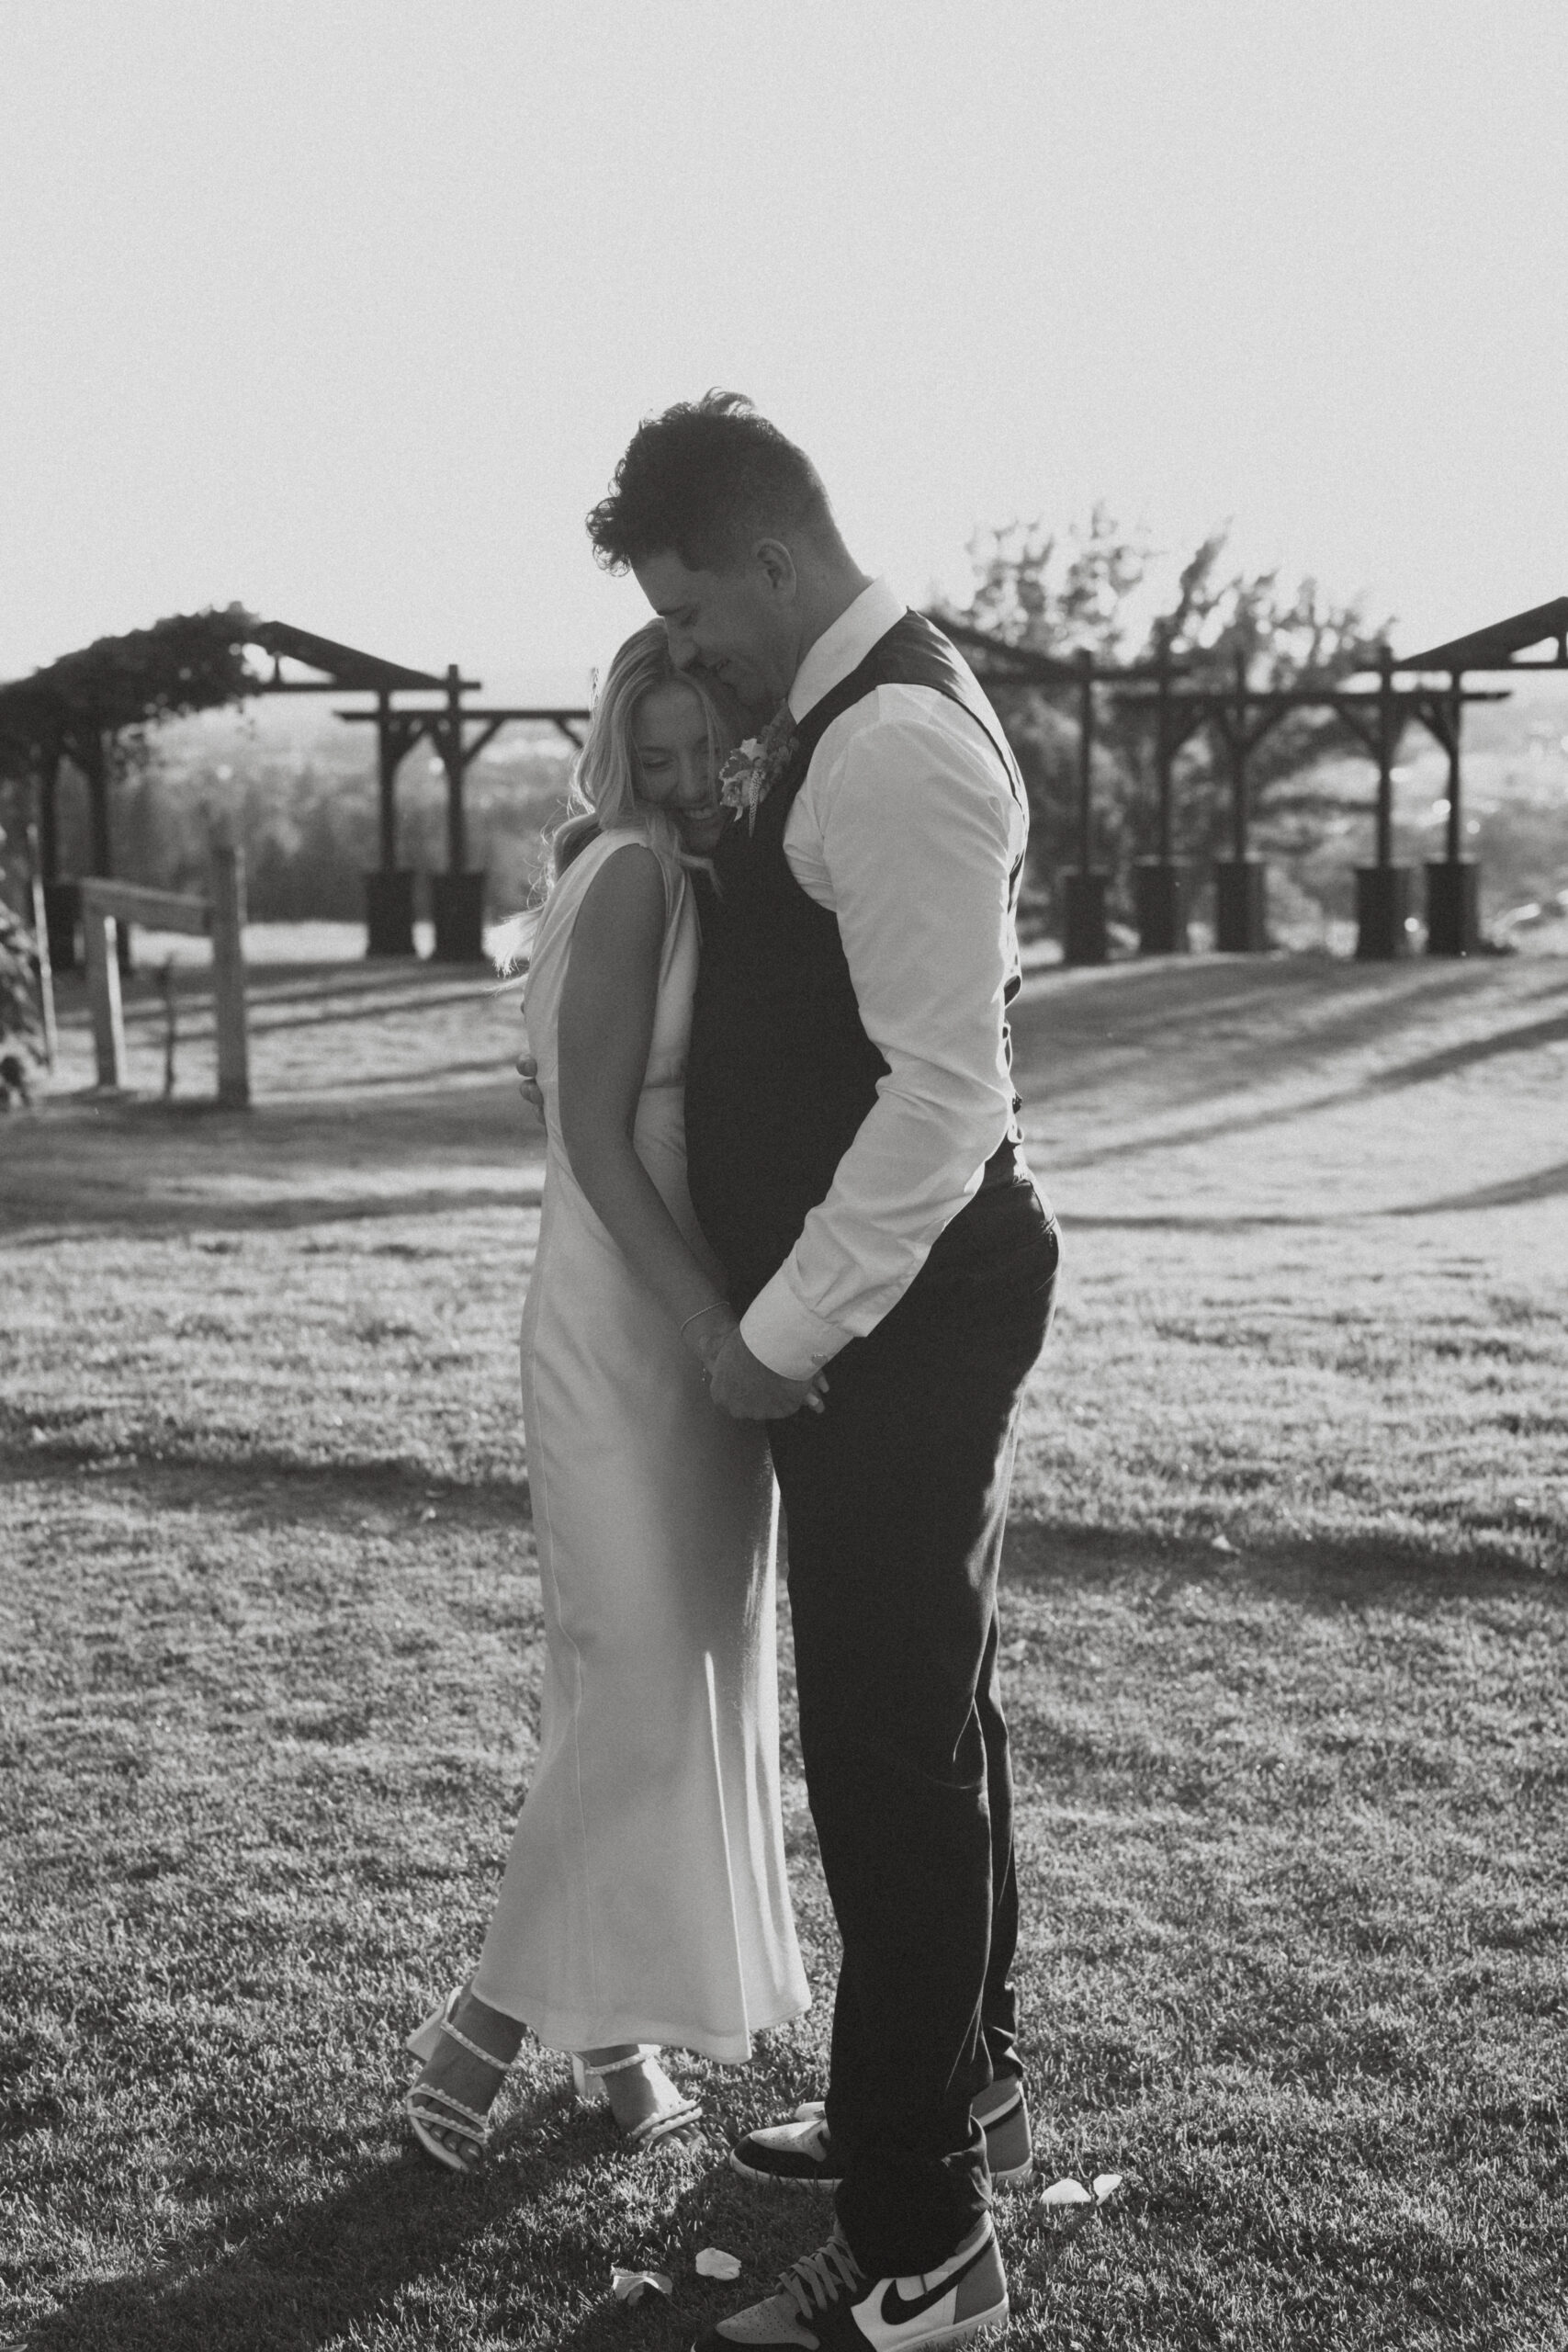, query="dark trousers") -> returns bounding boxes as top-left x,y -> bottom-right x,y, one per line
767,1176 -> 1059,2277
